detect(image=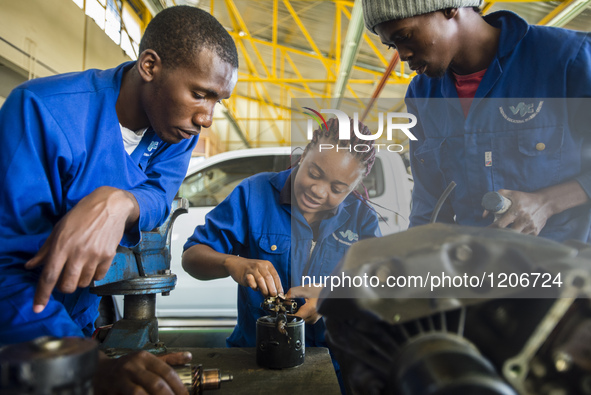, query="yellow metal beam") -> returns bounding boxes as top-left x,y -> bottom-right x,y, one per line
227,32 -> 412,82
481,1 -> 496,15
325,2 -> 341,97
537,0 -> 584,25
222,95 -> 291,148
215,117 -> 292,121
237,77 -> 410,84
282,0 -> 336,79
224,0 -> 271,78
217,1 -> 419,147
213,0 -> 573,148
236,72 -> 332,97
283,52 -> 326,109
272,0 -> 278,77
224,0 -> 285,143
